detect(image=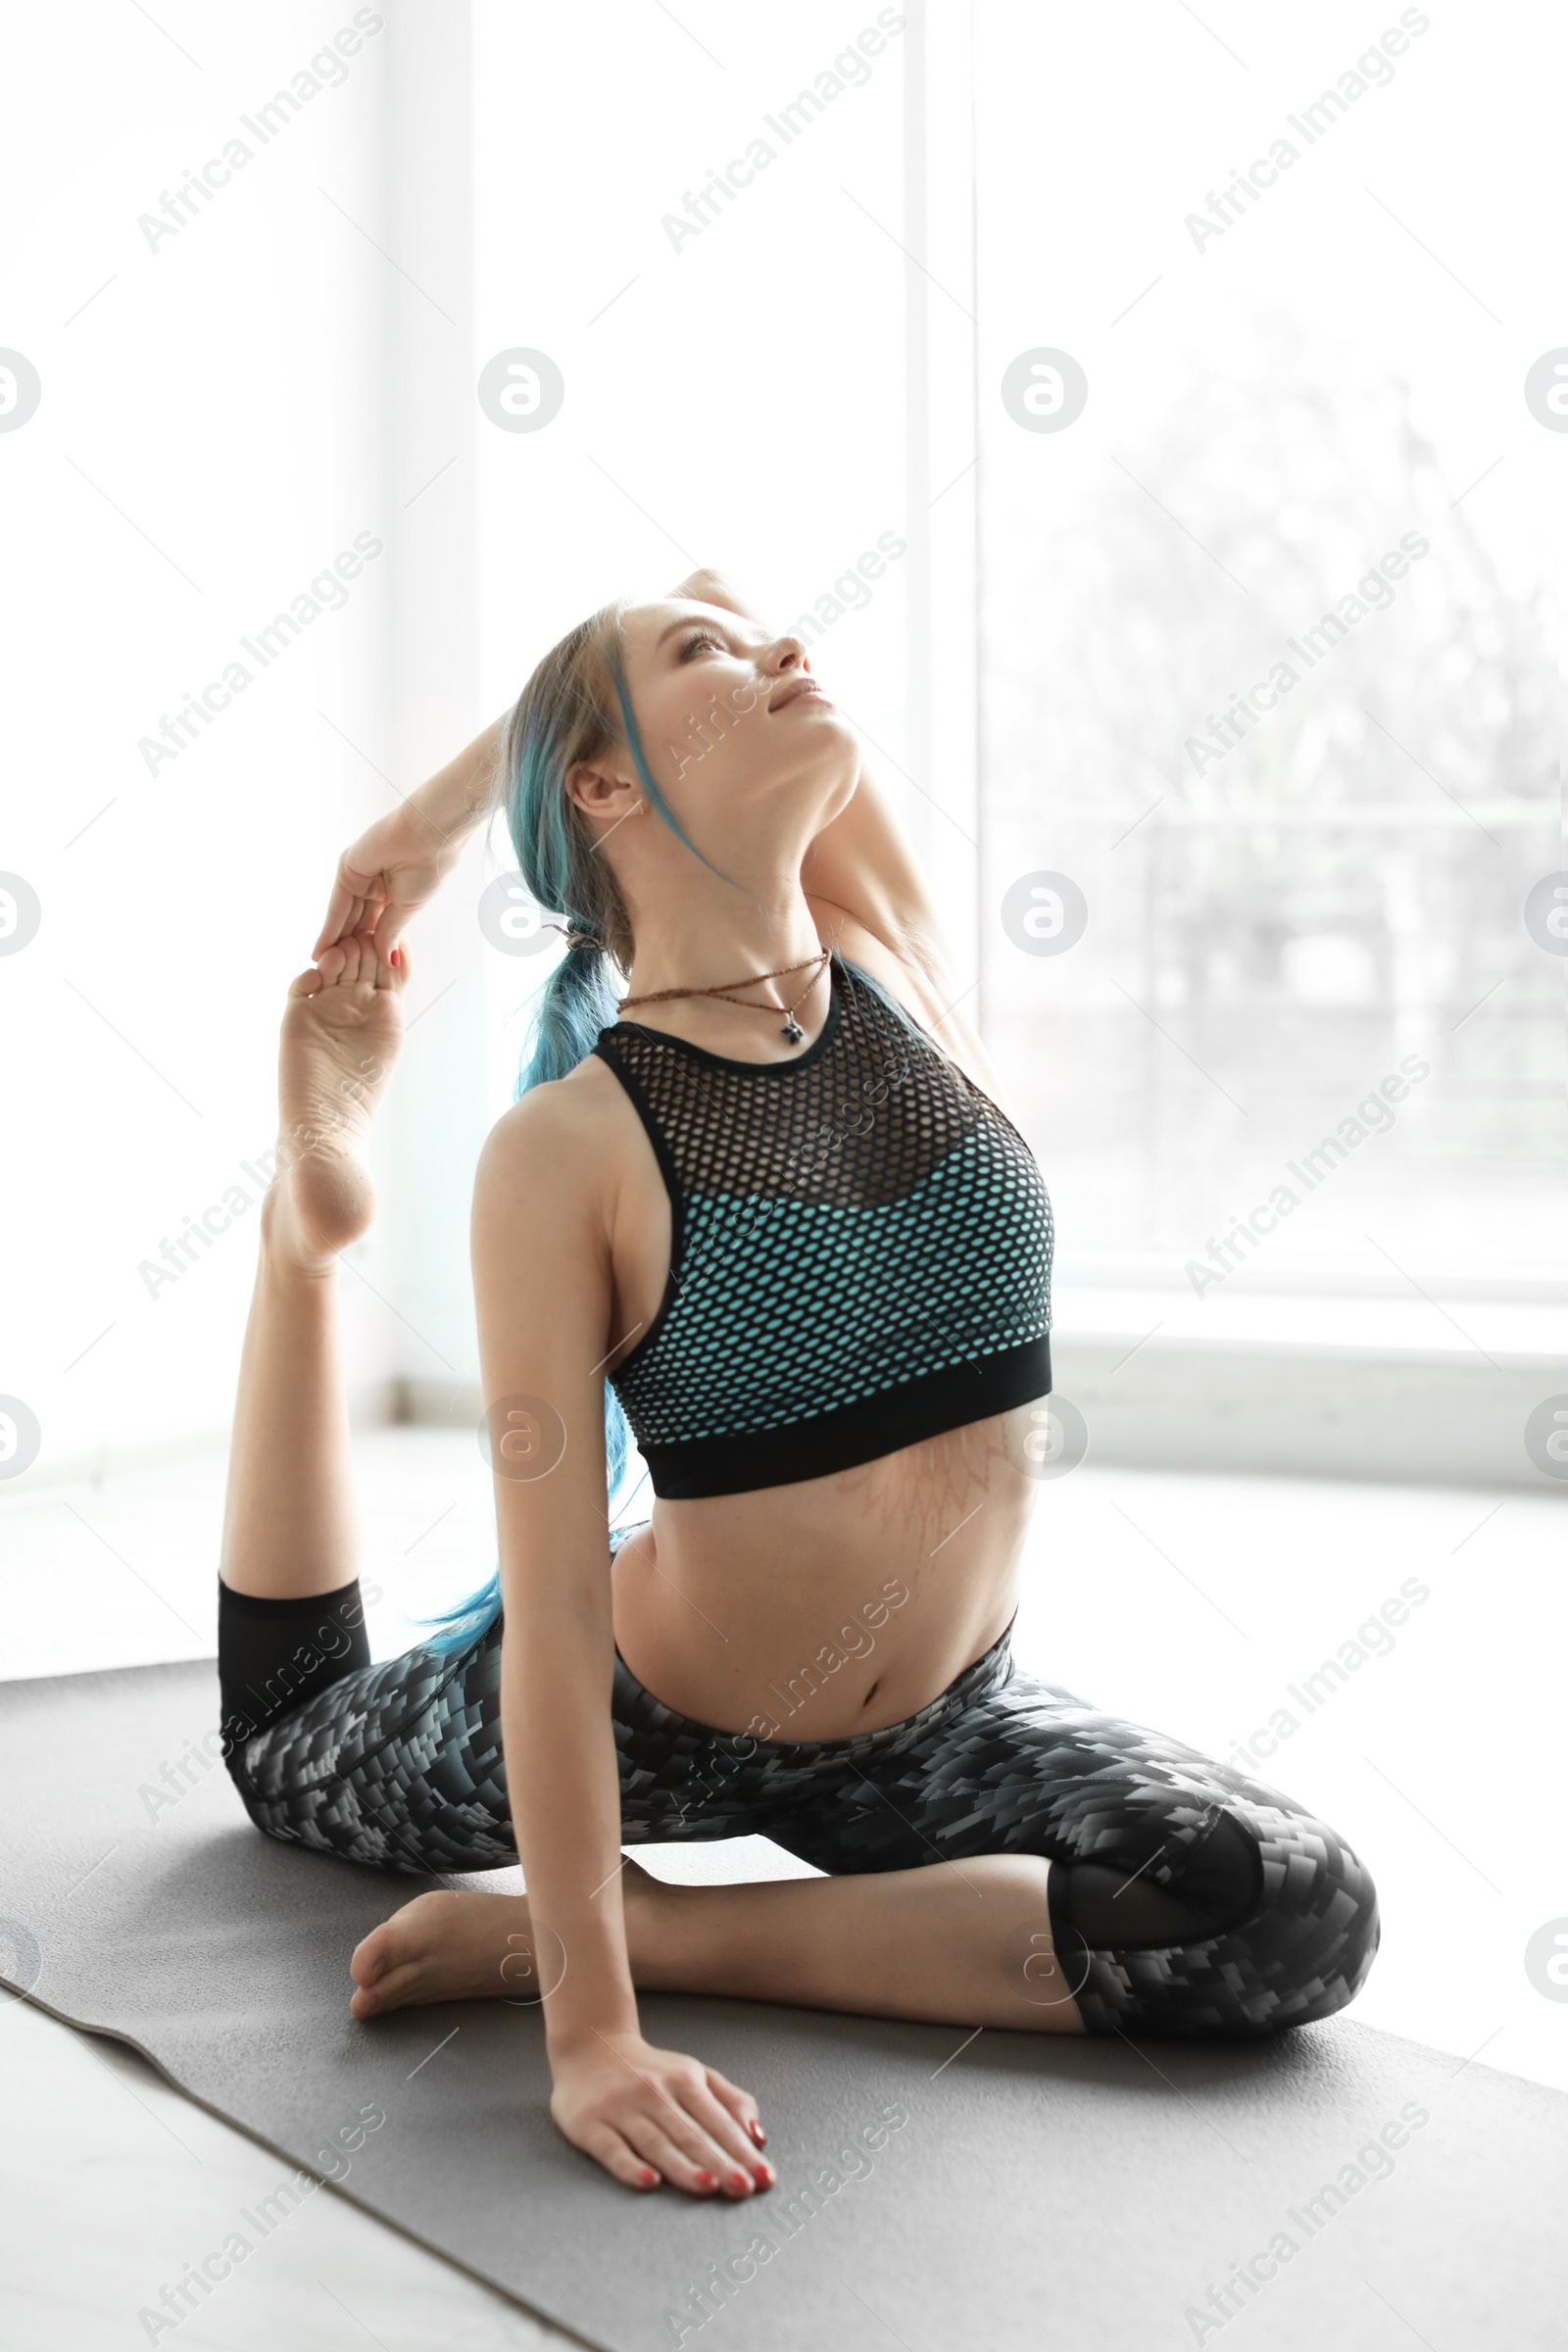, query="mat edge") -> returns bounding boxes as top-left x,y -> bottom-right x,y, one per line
0,1982 -> 611,2352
